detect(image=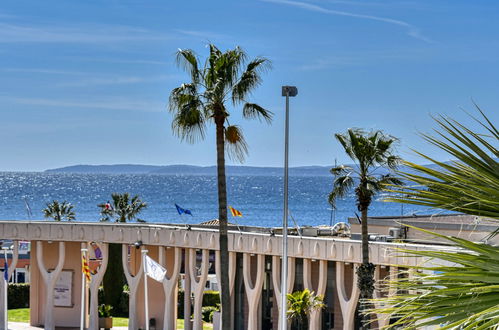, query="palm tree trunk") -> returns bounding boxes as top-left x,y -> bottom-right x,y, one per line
358,206 -> 374,329
361,208 -> 369,265
215,116 -> 231,330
